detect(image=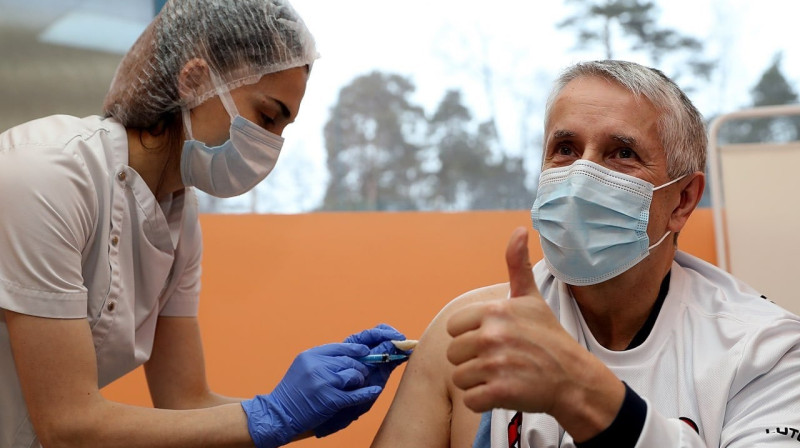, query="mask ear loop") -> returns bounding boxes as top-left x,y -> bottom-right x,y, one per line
648,230 -> 673,250
209,70 -> 240,123
181,70 -> 240,142
181,107 -> 194,141
653,173 -> 688,191
649,173 -> 690,250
